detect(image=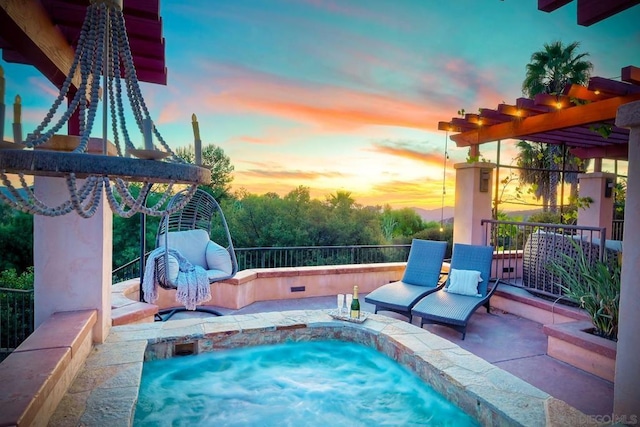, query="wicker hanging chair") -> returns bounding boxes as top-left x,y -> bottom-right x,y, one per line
152,188 -> 238,319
